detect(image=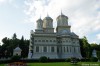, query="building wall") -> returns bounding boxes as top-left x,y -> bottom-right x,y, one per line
28,33 -> 82,59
